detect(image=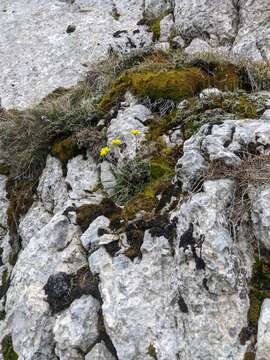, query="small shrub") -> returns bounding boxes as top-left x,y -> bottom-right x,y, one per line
111,158 -> 151,205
